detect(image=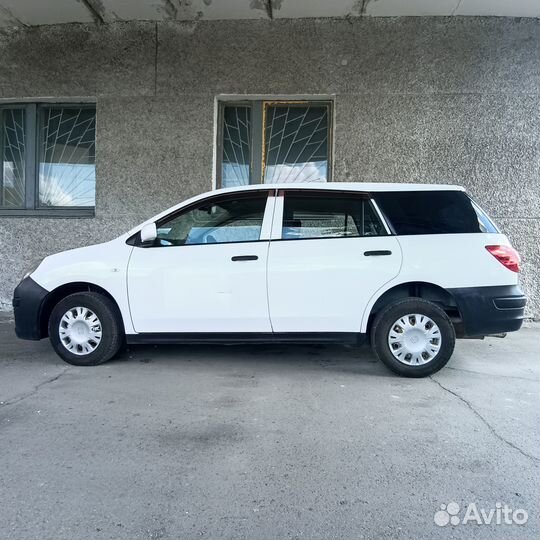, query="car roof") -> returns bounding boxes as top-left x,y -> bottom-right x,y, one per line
210,182 -> 465,196
123,181 -> 466,238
